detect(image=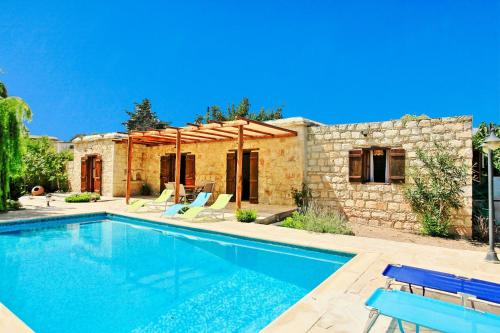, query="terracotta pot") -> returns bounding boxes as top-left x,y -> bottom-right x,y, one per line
31,186 -> 45,196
